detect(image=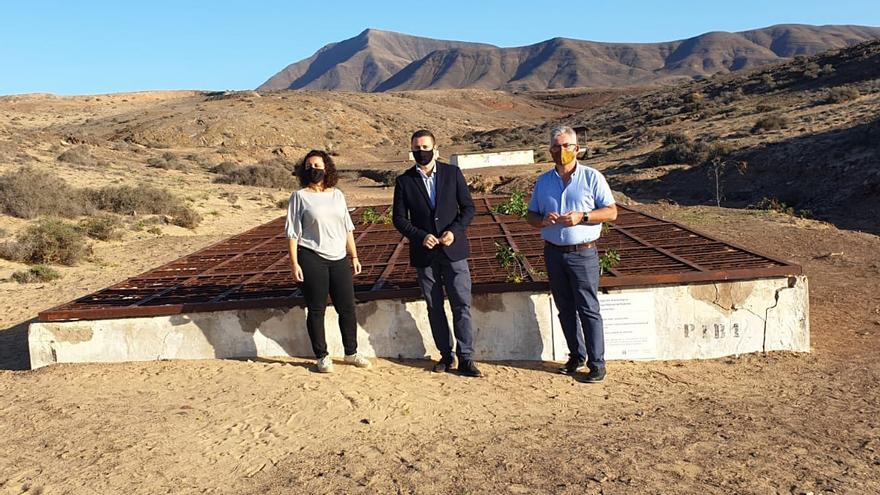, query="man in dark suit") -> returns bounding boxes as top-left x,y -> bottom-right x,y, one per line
392,129 -> 481,377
